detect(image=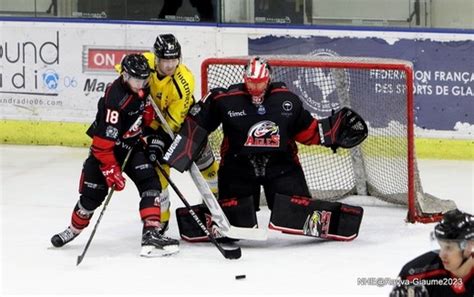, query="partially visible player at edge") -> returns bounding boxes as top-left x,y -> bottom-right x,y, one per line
170,57 -> 368,242
390,209 -> 474,297
132,34 -> 219,233
50,54 -> 179,257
